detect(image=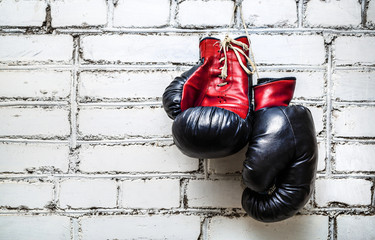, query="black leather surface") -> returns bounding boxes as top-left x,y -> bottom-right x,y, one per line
162,61 -> 203,120
173,106 -> 252,158
242,105 -> 318,222
162,62 -> 253,158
